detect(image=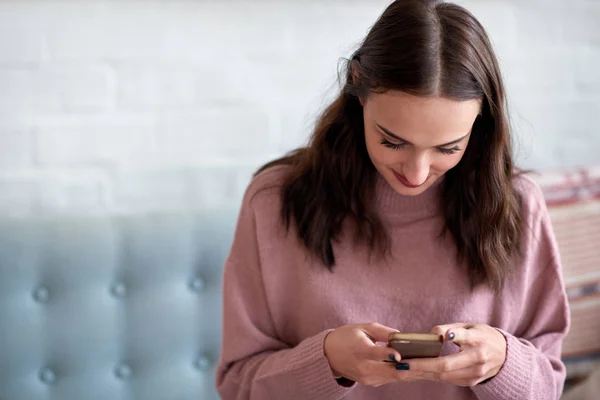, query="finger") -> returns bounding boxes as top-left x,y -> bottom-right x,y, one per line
445,327 -> 480,348
436,364 -> 489,384
344,364 -> 396,387
365,338 -> 402,363
367,360 -> 419,383
350,358 -> 414,386
431,325 -> 478,347
430,323 -> 474,339
404,350 -> 479,373
361,322 -> 400,344
404,364 -> 487,386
